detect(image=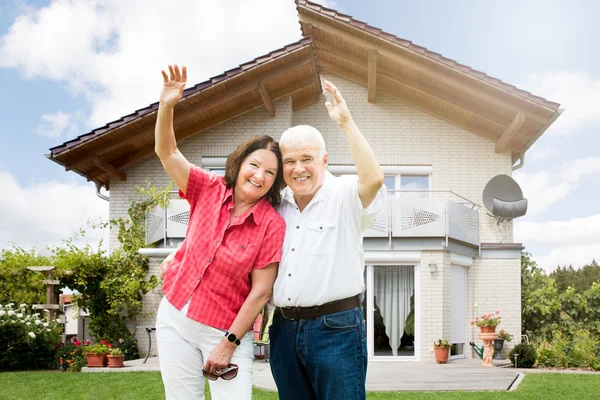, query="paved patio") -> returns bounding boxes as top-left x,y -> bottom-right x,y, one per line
84,357 -> 521,392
